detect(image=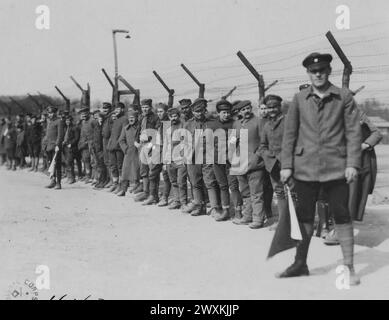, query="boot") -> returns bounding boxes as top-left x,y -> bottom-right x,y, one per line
109,178 -> 119,192
142,195 -> 158,206
68,177 -> 76,184
135,192 -> 149,202
132,183 -> 143,194
157,197 -> 169,207
190,203 -> 207,216
232,206 -> 242,222
114,182 -> 124,194
233,198 -> 252,224
208,207 -> 222,218
215,208 -> 230,222
168,201 -> 181,210
276,223 -> 313,278
29,158 -> 35,172
181,201 -> 196,214
117,181 -> 129,196
45,178 -> 56,189
128,182 -> 140,193
249,220 -> 265,229
54,182 -> 62,190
